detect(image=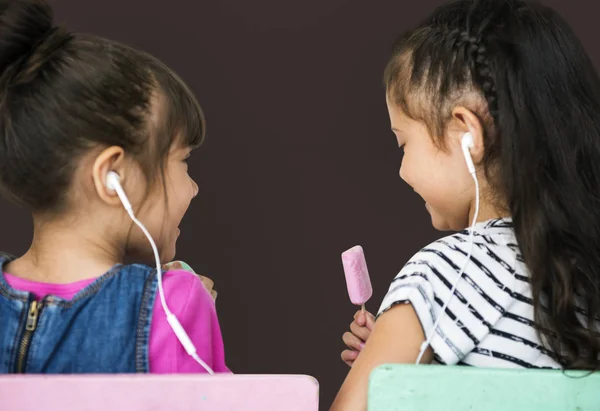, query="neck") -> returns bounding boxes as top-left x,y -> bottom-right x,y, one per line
469,180 -> 510,225
6,213 -> 126,284
472,201 -> 509,224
